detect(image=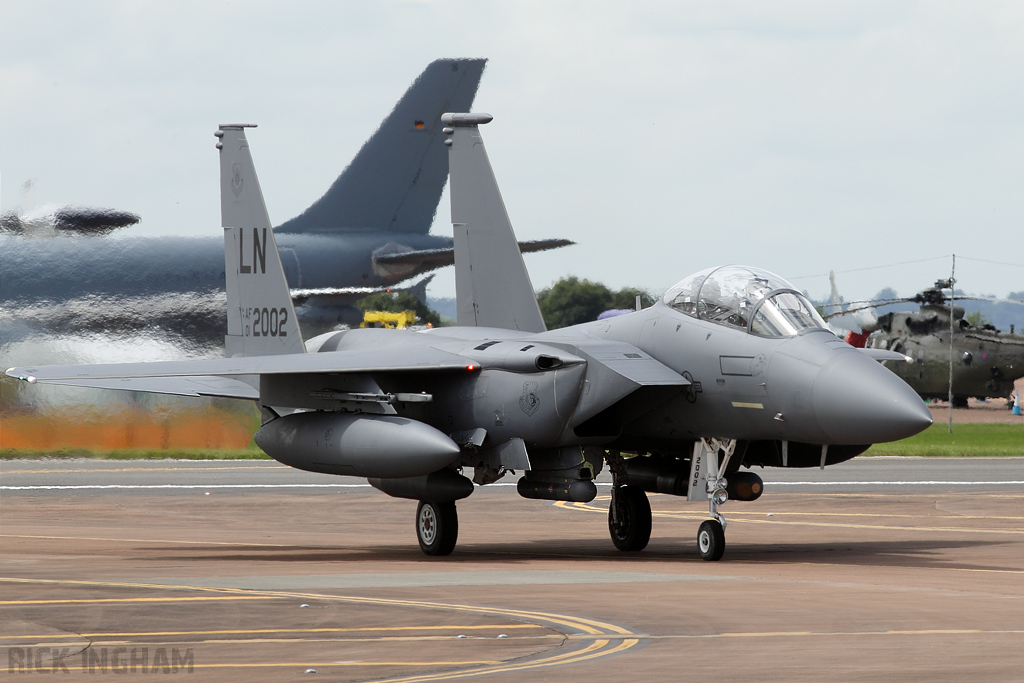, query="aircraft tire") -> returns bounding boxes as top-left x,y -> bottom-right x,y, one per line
608,486 -> 652,551
697,519 -> 725,561
416,500 -> 458,556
